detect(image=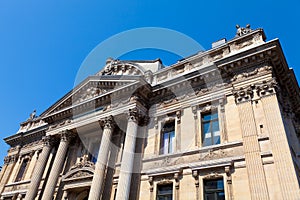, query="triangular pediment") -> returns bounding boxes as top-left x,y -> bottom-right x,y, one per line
40,75 -> 140,119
